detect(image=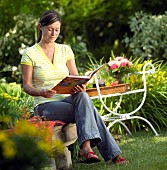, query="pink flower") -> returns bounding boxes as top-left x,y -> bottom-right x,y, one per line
120,59 -> 128,67
115,56 -> 124,61
108,61 -> 119,70
108,56 -> 134,74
